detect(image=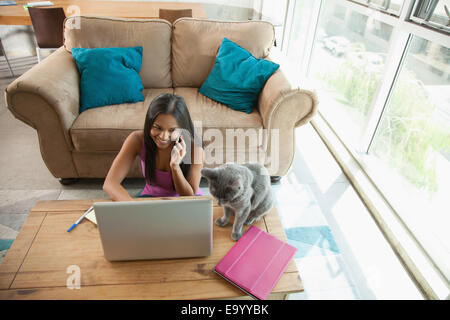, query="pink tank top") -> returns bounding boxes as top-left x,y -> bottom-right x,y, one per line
139,141 -> 203,197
